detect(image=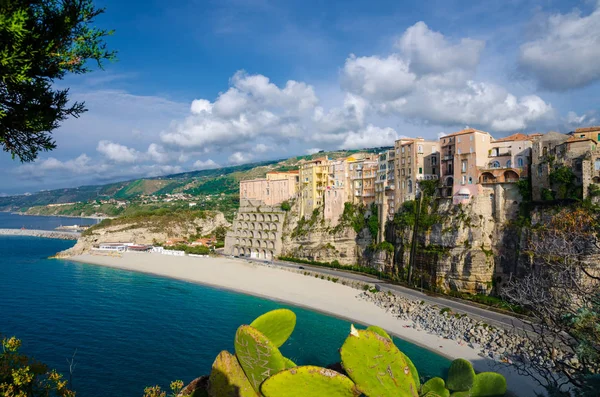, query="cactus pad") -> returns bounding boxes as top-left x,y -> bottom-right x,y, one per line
250,308 -> 296,347
470,372 -> 507,397
261,366 -> 361,397
366,325 -> 392,340
208,351 -> 258,397
421,377 -> 450,397
340,326 -> 419,397
446,359 -> 475,392
234,325 -> 287,392
284,357 -> 296,369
